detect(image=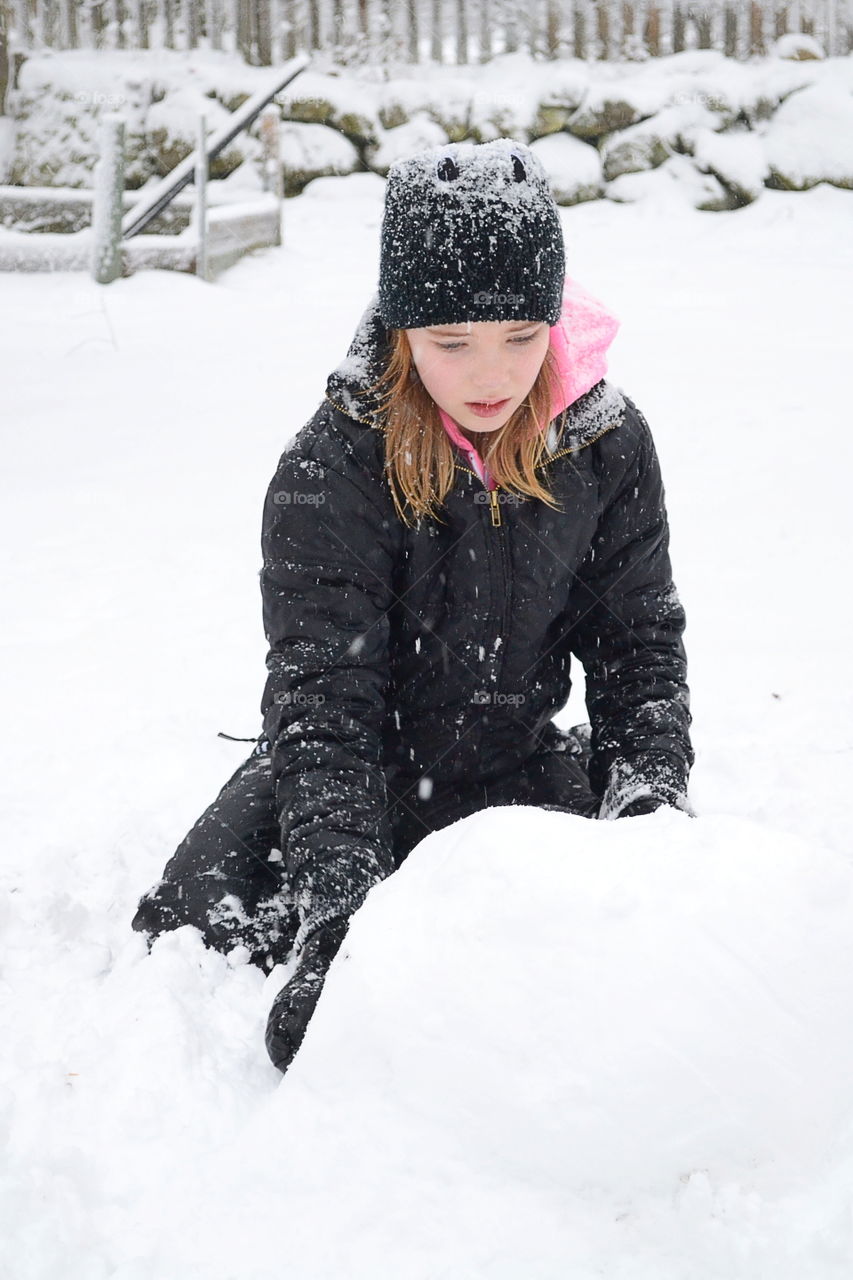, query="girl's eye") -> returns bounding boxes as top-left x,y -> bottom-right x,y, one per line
436,332 -> 538,352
